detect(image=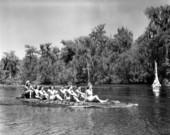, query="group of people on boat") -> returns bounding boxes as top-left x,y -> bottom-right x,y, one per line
22,80 -> 108,103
